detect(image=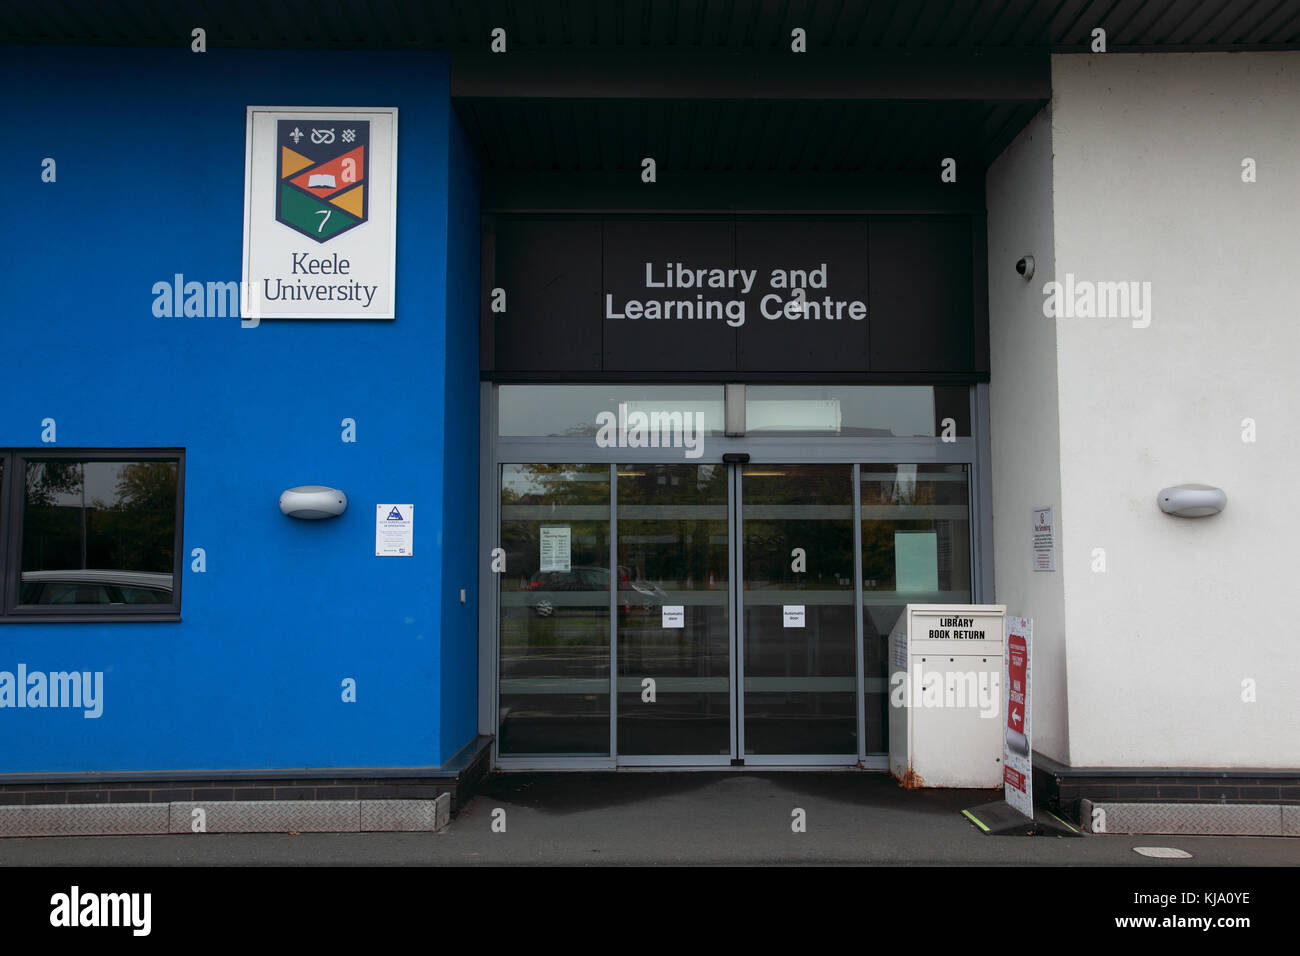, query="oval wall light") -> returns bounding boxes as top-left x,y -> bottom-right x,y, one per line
1157,484 -> 1226,518
280,486 -> 348,519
